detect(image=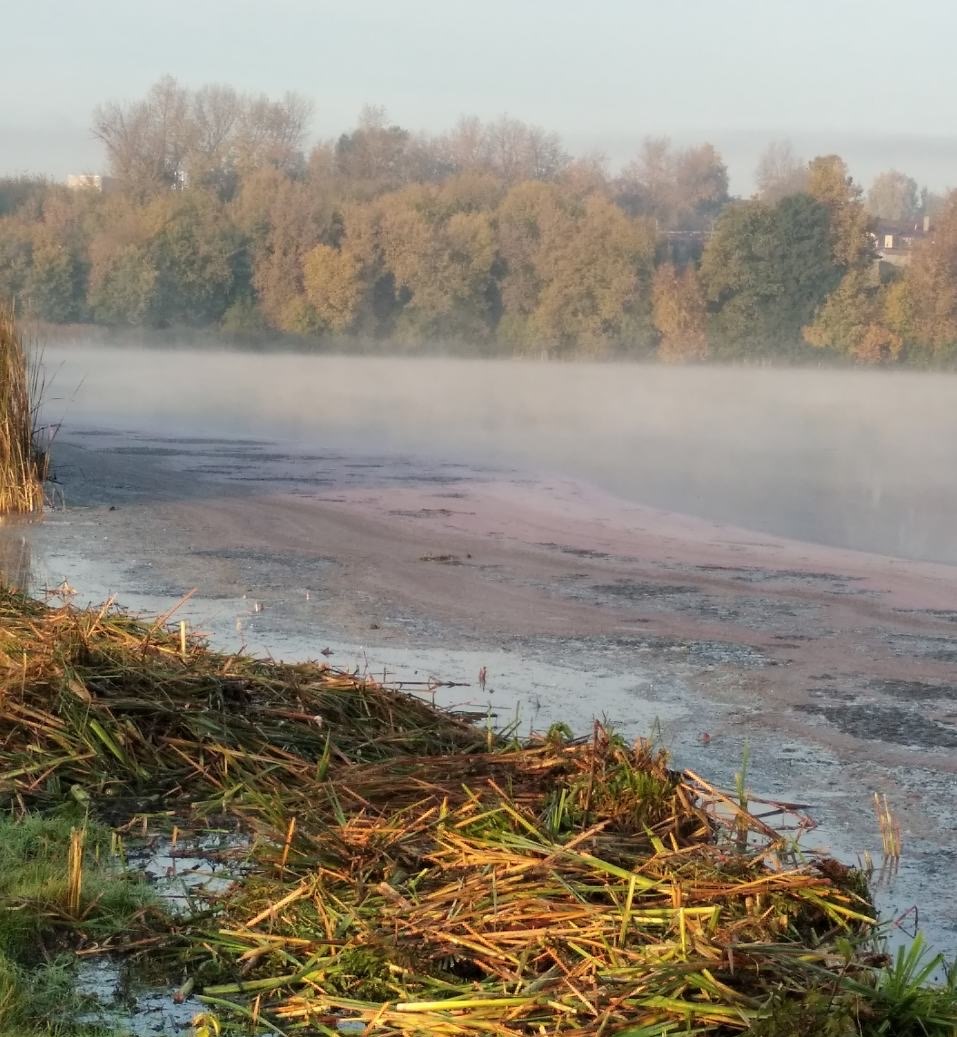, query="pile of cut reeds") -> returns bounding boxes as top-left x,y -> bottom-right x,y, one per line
0,305 -> 46,514
0,587 -> 484,817
191,730 -> 888,1036
1,587 -> 955,1035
